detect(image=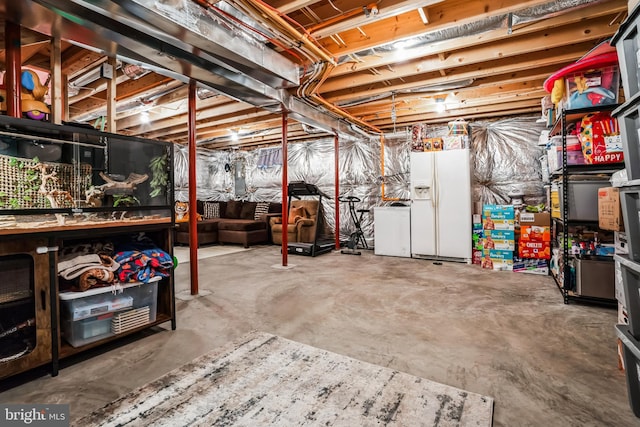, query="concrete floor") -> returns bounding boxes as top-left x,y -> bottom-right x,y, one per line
0,245 -> 636,426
